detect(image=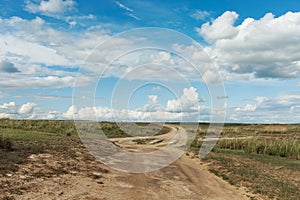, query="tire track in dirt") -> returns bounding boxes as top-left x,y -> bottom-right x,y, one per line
107,124 -> 254,200
8,124 -> 258,199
